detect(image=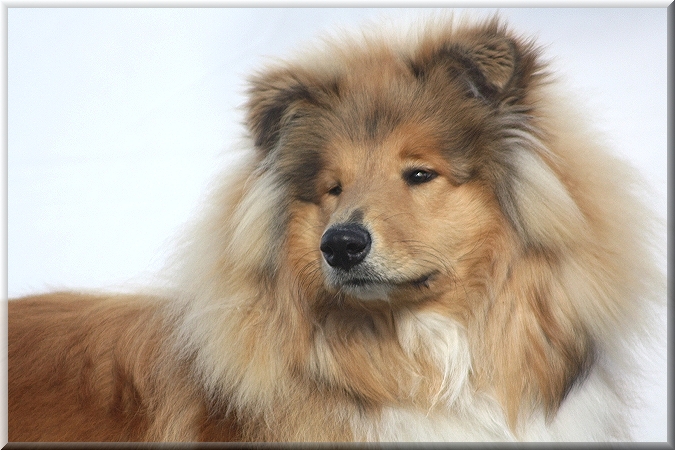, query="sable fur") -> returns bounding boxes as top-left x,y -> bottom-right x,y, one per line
8,15 -> 660,442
